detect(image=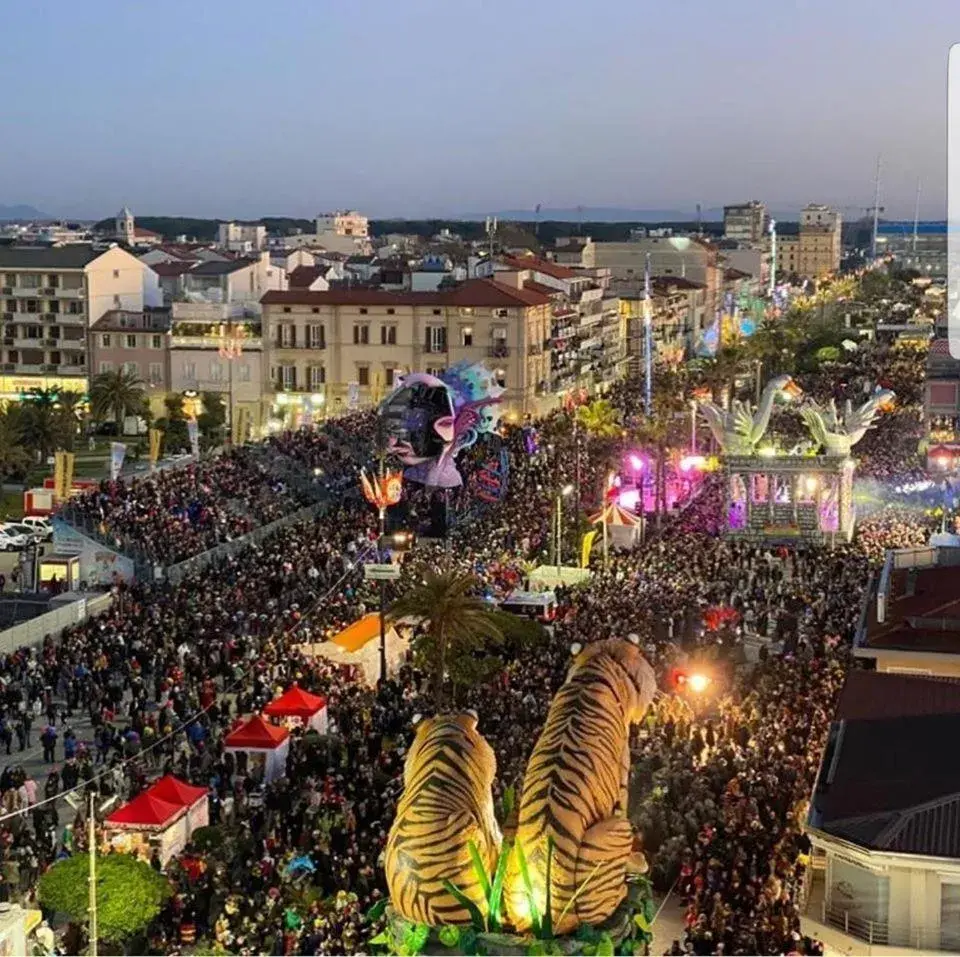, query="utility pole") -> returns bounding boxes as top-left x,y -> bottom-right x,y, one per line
767,218 -> 777,299
871,154 -> 882,261
912,178 -> 922,256
88,792 -> 98,957
643,252 -> 653,416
